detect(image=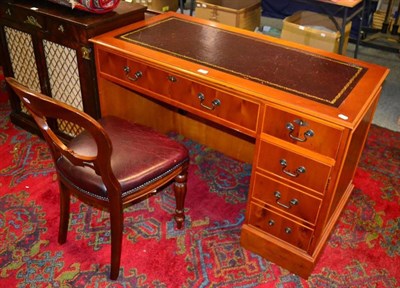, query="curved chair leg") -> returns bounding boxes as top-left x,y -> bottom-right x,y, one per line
173,168 -> 188,229
109,209 -> 124,280
58,181 -> 70,244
